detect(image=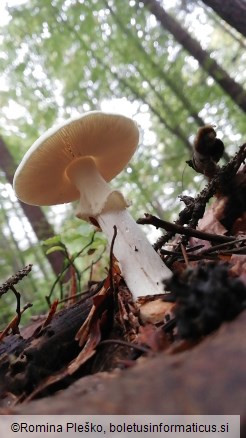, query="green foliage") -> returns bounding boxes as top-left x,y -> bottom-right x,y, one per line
0,228 -> 108,329
42,228 -> 107,304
